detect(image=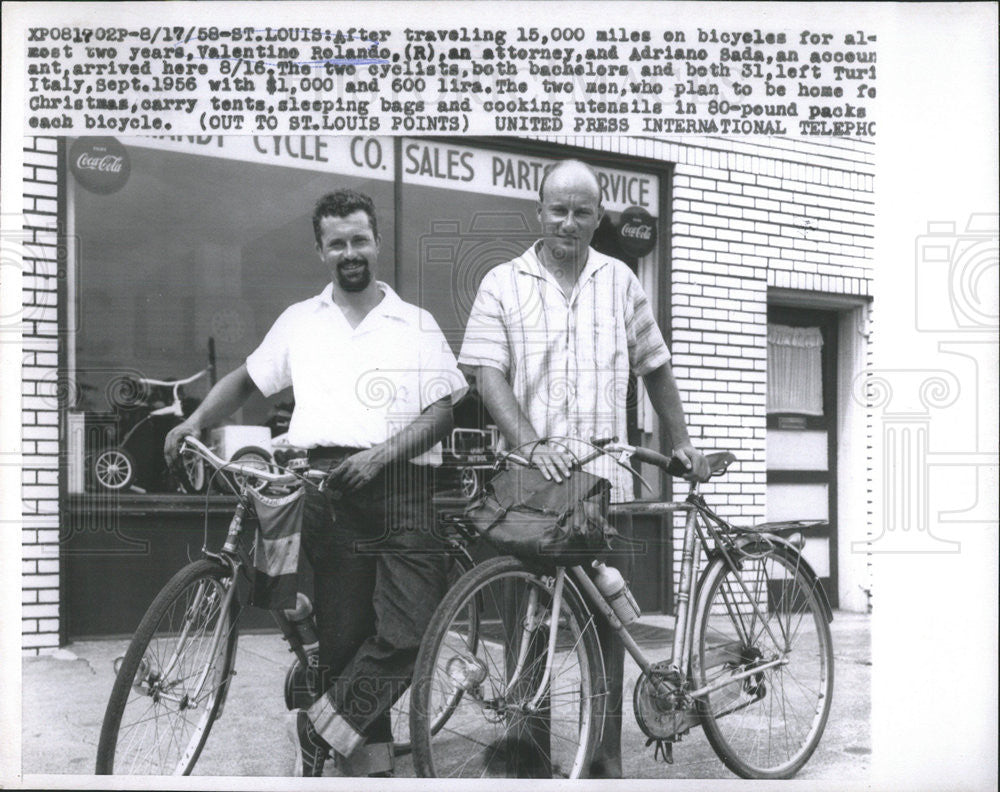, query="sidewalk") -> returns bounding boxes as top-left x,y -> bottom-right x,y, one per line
21,611 -> 871,780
